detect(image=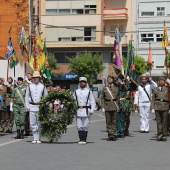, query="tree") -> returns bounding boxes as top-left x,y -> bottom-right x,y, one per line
67,52 -> 105,85
47,53 -> 60,78
134,55 -> 149,77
